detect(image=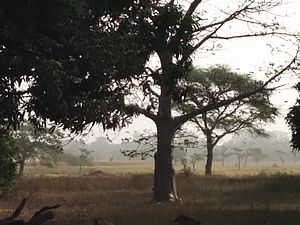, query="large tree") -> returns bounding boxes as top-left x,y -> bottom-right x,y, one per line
1,0 -> 299,202
117,1 -> 299,202
0,0 -> 152,130
178,65 -> 278,175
